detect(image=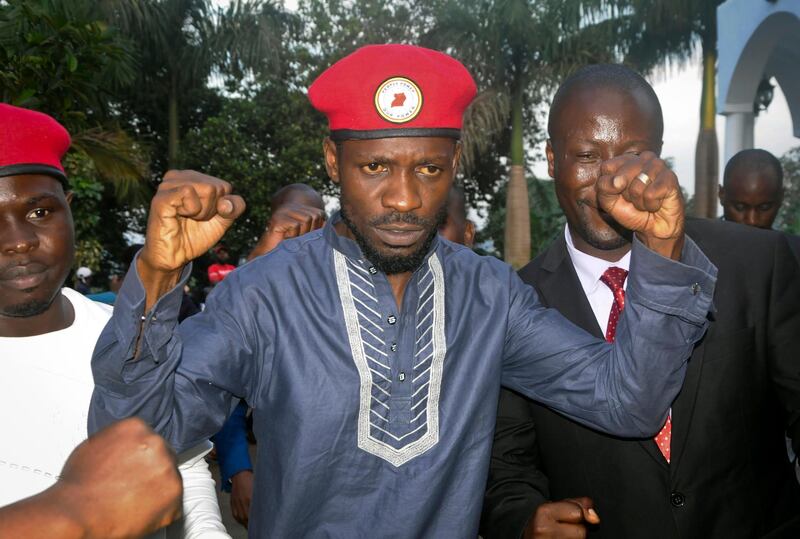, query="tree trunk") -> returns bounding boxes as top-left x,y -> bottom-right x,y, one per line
693,43 -> 719,218
504,89 -> 530,268
168,74 -> 180,169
